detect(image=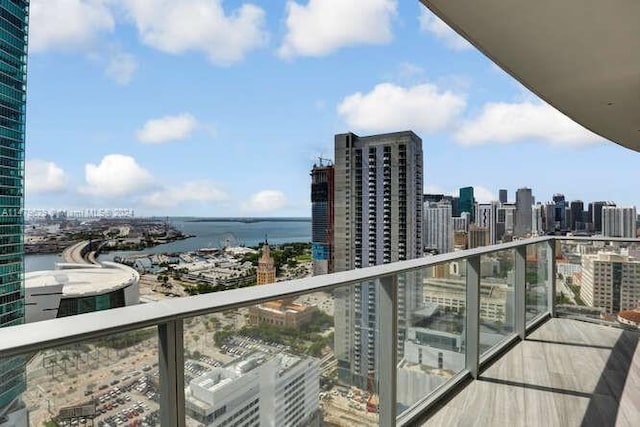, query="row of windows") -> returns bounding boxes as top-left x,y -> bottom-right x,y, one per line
0,58 -> 23,91
0,25 -> 26,56
0,40 -> 26,70
0,167 -> 22,179
0,214 -> 21,224
0,305 -> 22,325
0,10 -> 25,43
0,1 -> 27,28
0,124 -> 24,141
57,289 -> 127,318
218,398 -> 259,427
0,298 -> 21,315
